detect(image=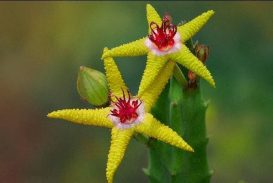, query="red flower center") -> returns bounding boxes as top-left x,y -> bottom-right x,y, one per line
110,90 -> 142,124
148,15 -> 177,51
